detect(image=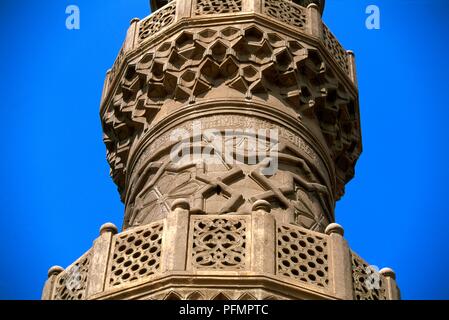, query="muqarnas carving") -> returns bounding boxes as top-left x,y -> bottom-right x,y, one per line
103,23 -> 360,203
